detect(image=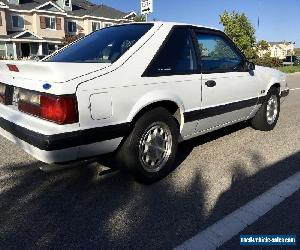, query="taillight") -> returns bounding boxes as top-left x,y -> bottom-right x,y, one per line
0,83 -> 6,104
7,64 -> 19,72
40,95 -> 78,124
18,90 -> 78,124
